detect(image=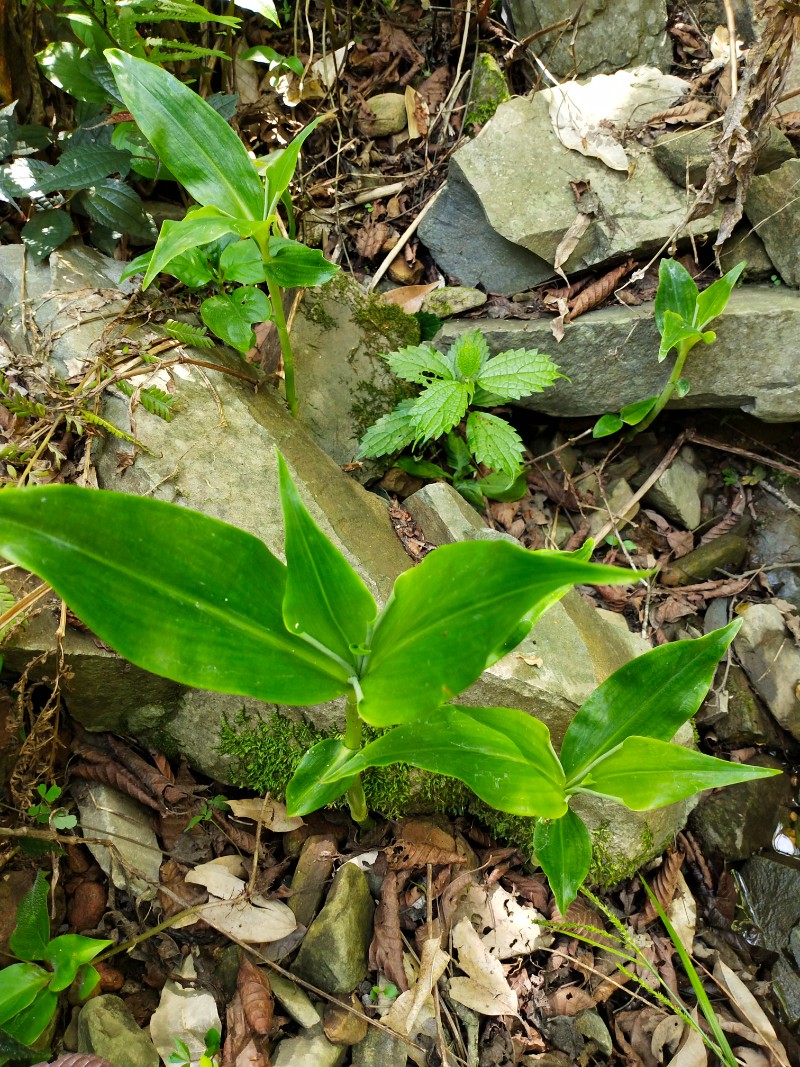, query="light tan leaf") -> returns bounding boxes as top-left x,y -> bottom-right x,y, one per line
186,857 -> 247,900
381,282 -> 440,313
665,870 -> 696,953
448,917 -> 518,1016
449,884 -> 552,960
714,959 -> 790,1066
149,957 -> 222,1066
666,1012 -> 706,1067
311,43 -> 352,89
405,85 -> 429,139
652,1015 -> 685,1062
553,212 -> 592,279
200,895 -> 297,944
227,797 -> 304,832
384,937 -> 450,1036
